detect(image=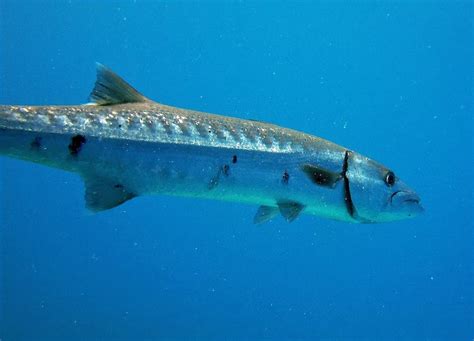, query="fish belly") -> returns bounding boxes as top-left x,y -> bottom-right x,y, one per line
0,127 -> 350,221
